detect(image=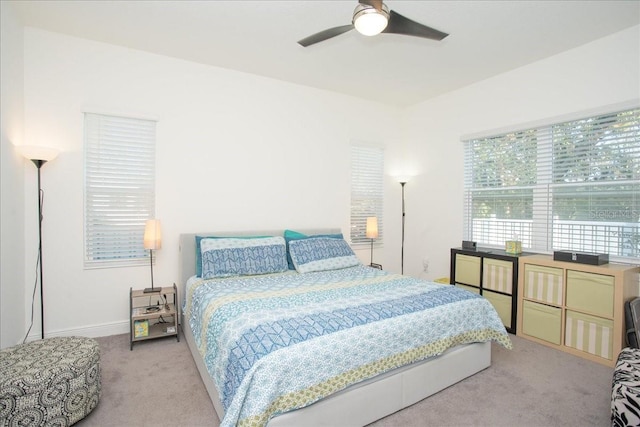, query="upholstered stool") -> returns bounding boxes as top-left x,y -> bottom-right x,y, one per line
0,336 -> 101,426
612,347 -> 640,427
